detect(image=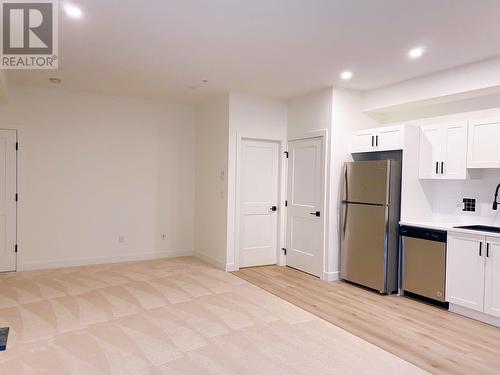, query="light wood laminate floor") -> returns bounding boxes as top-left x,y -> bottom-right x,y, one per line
234,265 -> 500,375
